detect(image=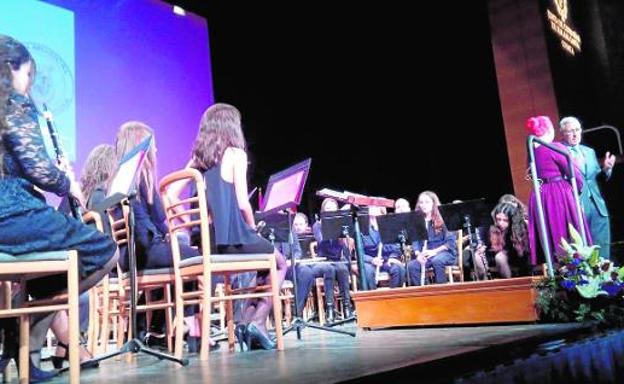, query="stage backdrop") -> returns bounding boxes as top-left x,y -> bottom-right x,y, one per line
0,0 -> 213,180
